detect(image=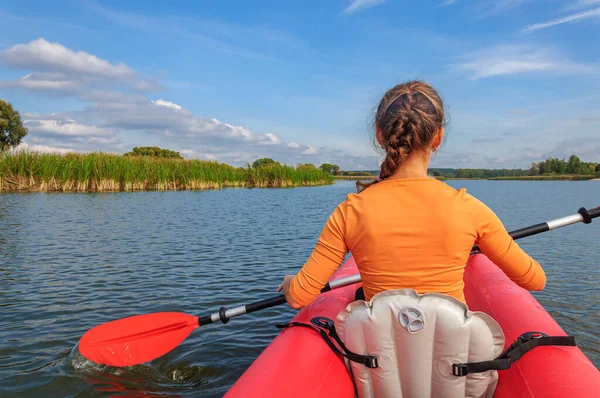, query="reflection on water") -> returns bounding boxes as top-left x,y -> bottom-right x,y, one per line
0,181 -> 598,397
67,345 -> 209,397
